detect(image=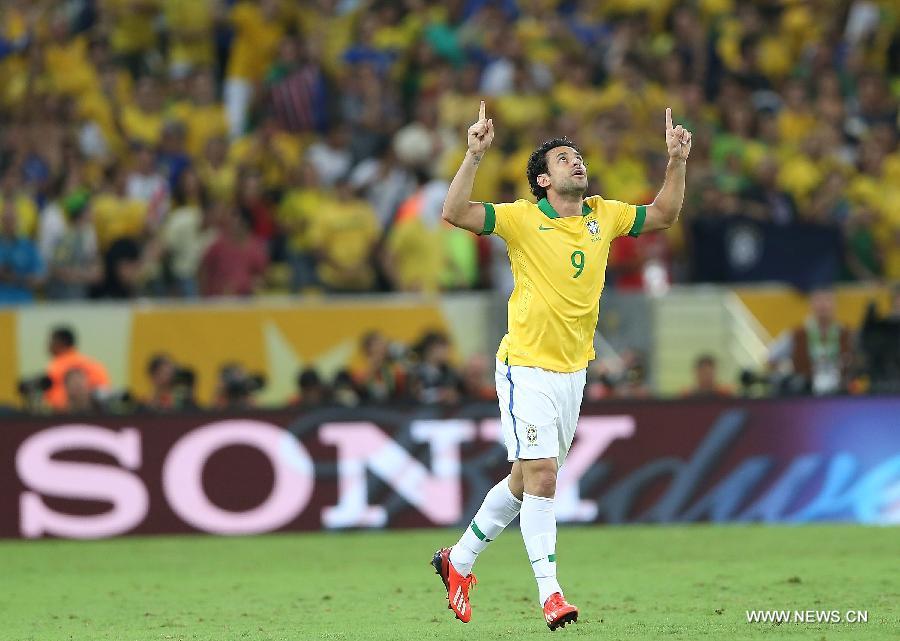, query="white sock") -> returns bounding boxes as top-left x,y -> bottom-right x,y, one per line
520,492 -> 561,605
449,476 -> 522,576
